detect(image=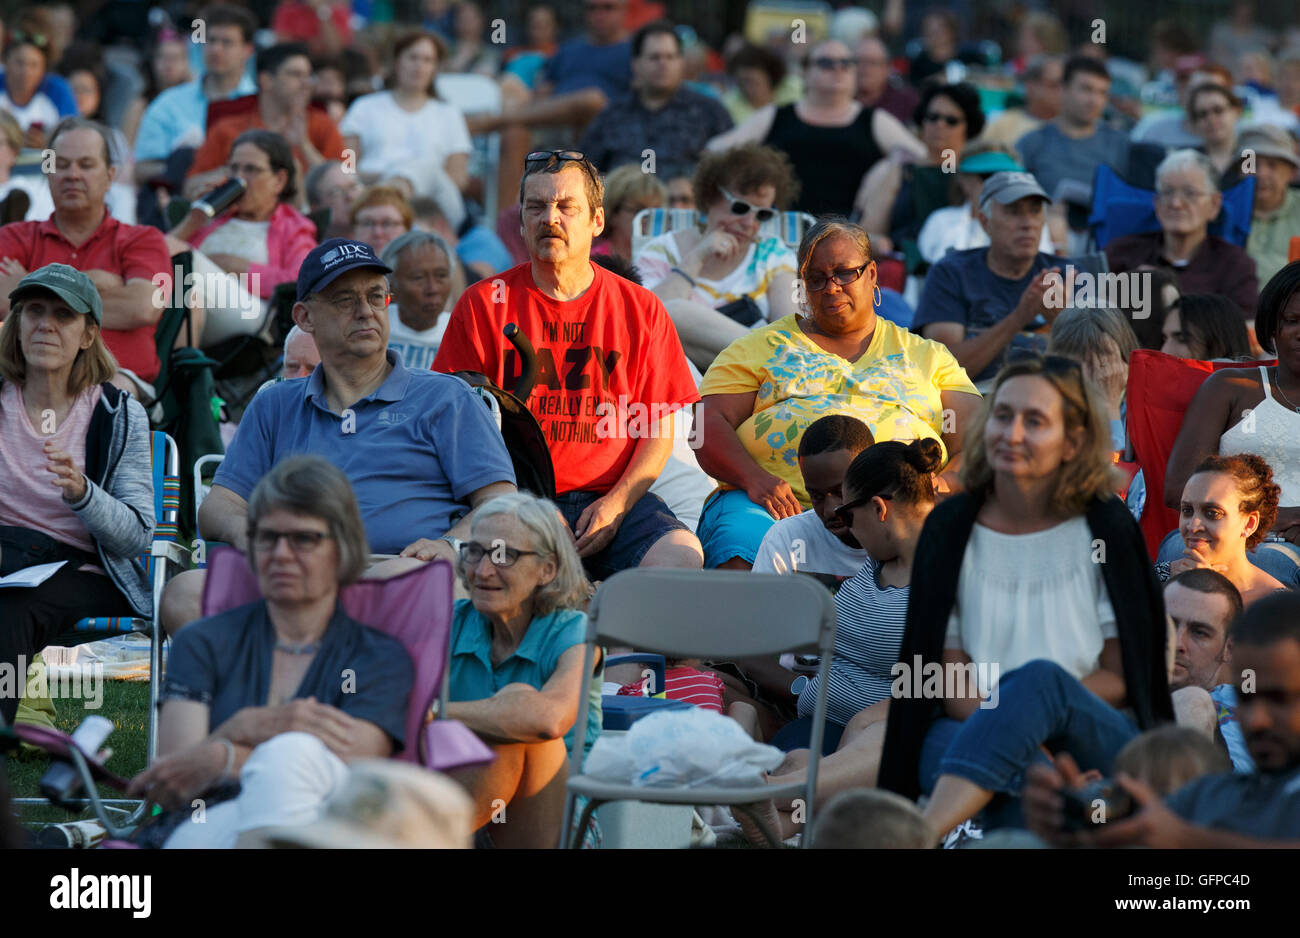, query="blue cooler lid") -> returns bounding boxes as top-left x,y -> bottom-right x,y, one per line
601,695 -> 693,731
